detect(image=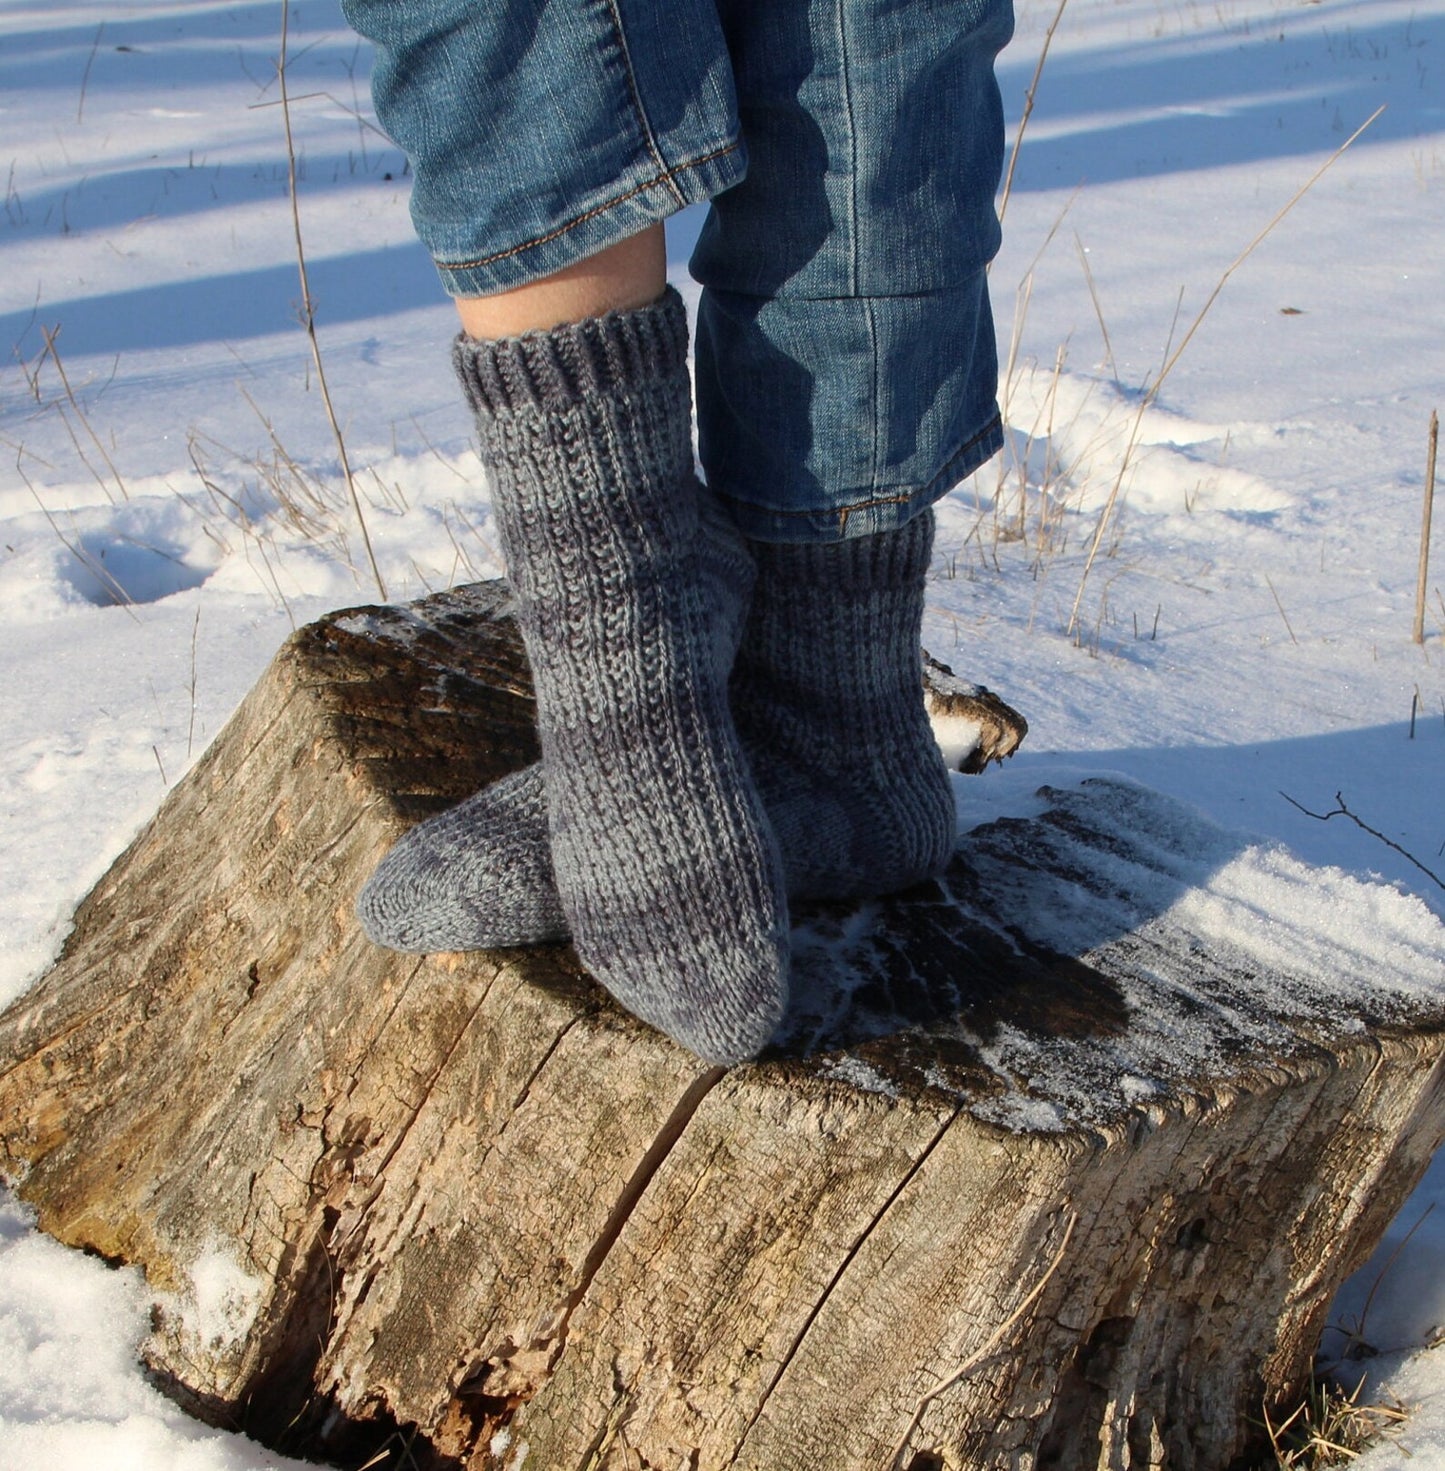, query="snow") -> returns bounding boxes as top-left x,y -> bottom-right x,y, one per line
790,772 -> 1445,1129
1,0 -> 1442,1465
175,1247 -> 270,1357
0,1197 -> 310,1469
1328,1149 -> 1445,1467
819,1055 -> 902,1097
931,710 -> 990,770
